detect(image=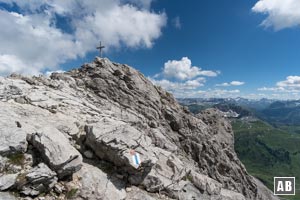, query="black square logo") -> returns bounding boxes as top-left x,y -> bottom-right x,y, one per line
274,177 -> 295,195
